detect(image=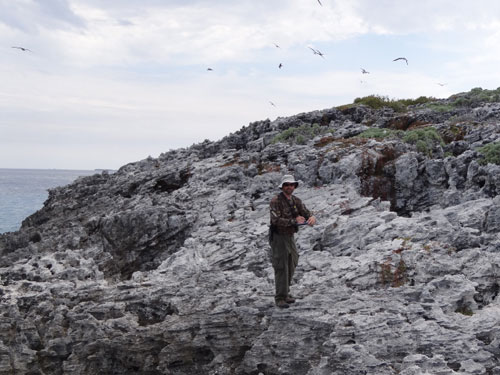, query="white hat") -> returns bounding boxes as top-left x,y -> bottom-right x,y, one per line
279,174 -> 299,188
